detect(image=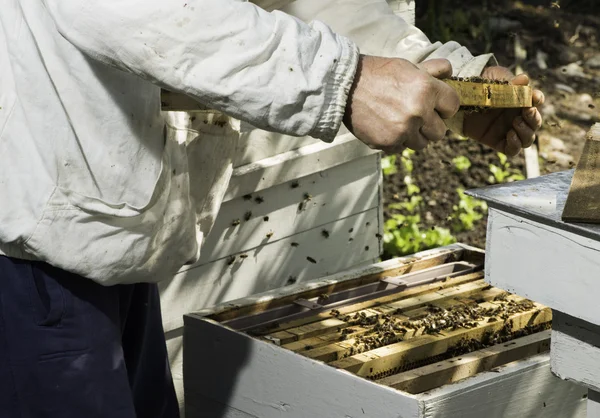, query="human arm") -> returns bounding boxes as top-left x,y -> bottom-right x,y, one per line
43,0 -> 358,142
280,0 -> 544,156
